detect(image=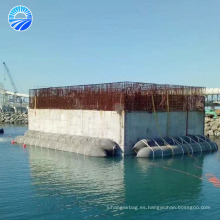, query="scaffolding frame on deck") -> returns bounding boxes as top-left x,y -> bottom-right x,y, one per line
29,82 -> 205,112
